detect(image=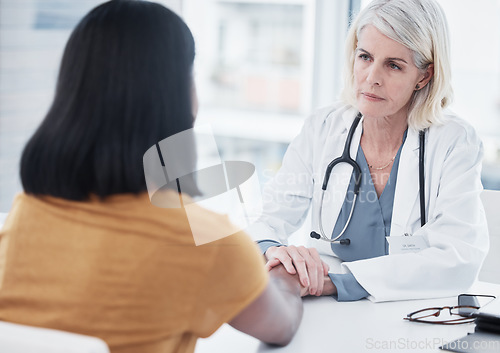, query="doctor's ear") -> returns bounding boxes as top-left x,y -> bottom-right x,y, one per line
415,64 -> 434,91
